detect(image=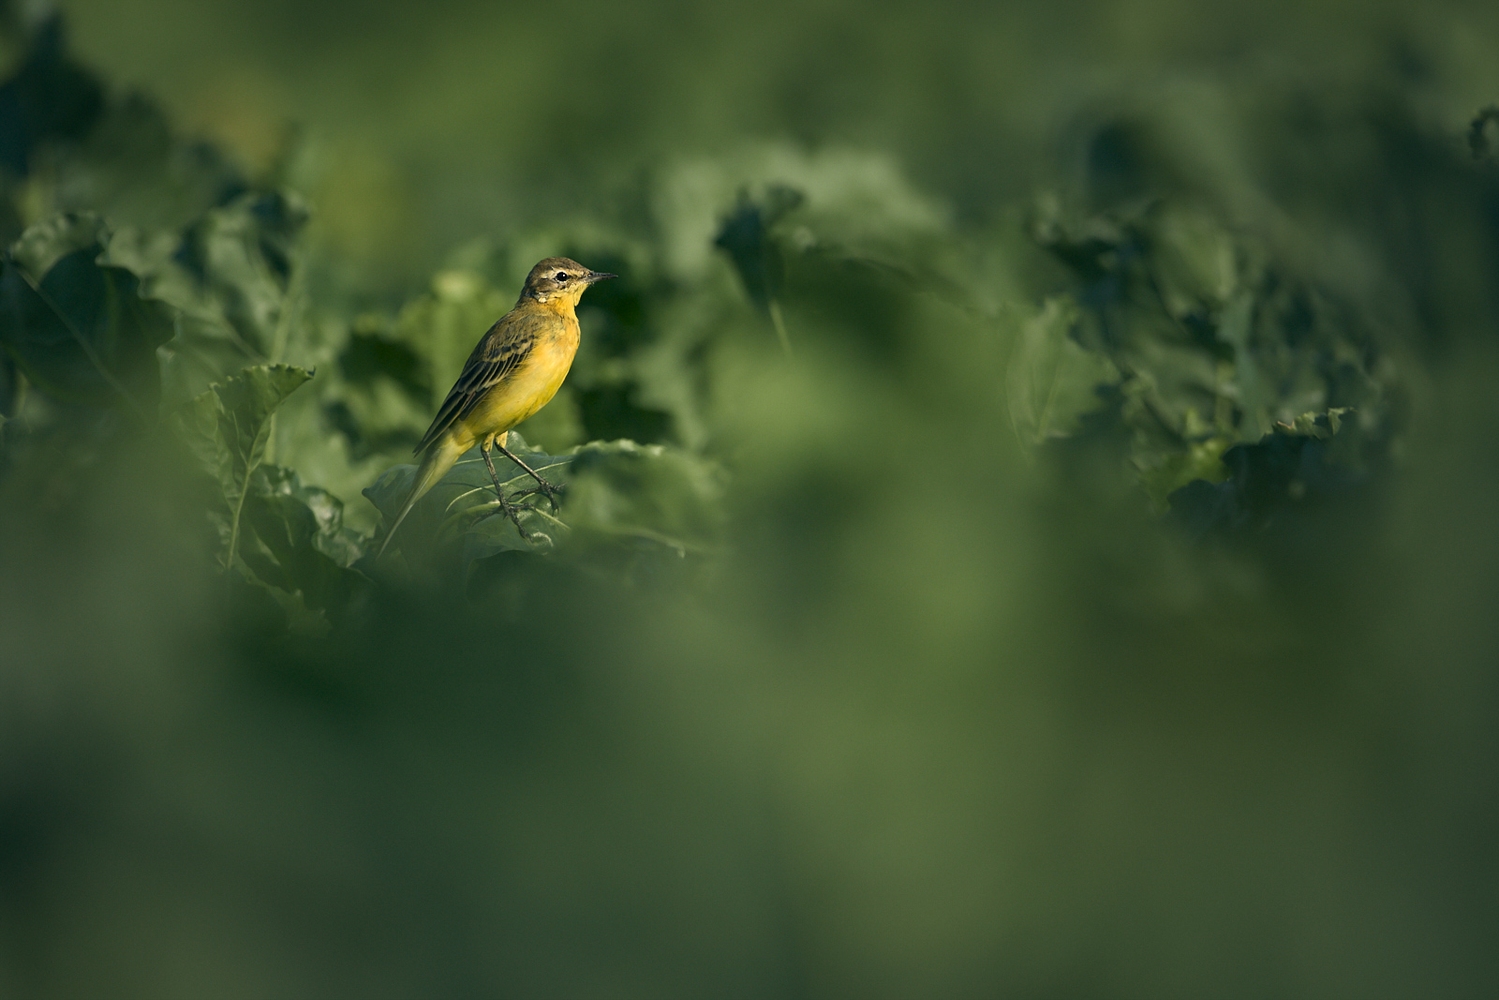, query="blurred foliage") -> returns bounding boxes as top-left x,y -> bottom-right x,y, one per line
1028,194 -> 1393,505
2,2 -> 1499,997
